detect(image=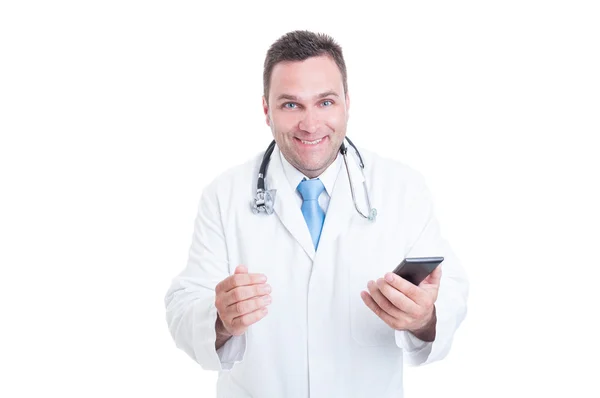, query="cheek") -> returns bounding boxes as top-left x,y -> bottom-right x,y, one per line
272,113 -> 298,134
325,110 -> 346,130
